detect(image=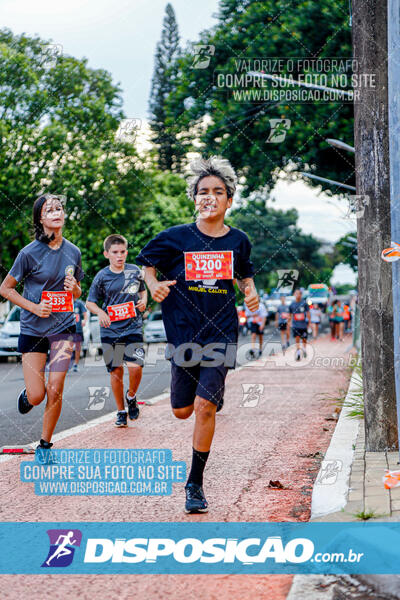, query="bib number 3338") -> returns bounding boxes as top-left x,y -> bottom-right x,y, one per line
41,291 -> 73,312
184,251 -> 234,281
